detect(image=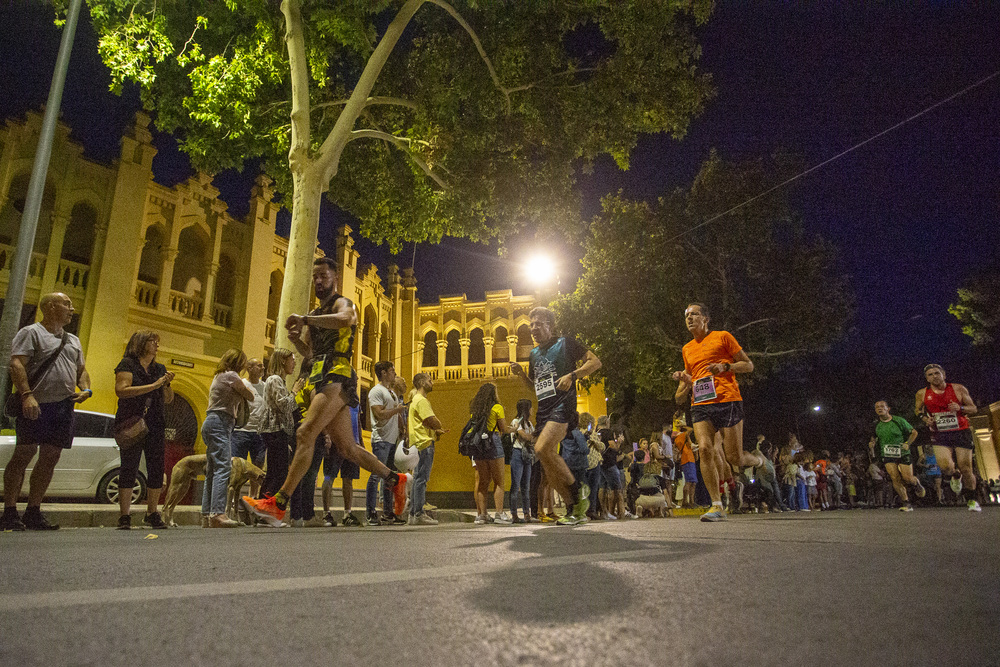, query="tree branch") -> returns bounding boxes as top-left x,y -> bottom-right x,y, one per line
350,129 -> 449,190
312,96 -> 420,113
313,0 -> 425,181
747,349 -> 807,358
425,0 -> 512,115
280,0 -> 310,172
734,318 -> 775,332
506,67 -> 597,94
